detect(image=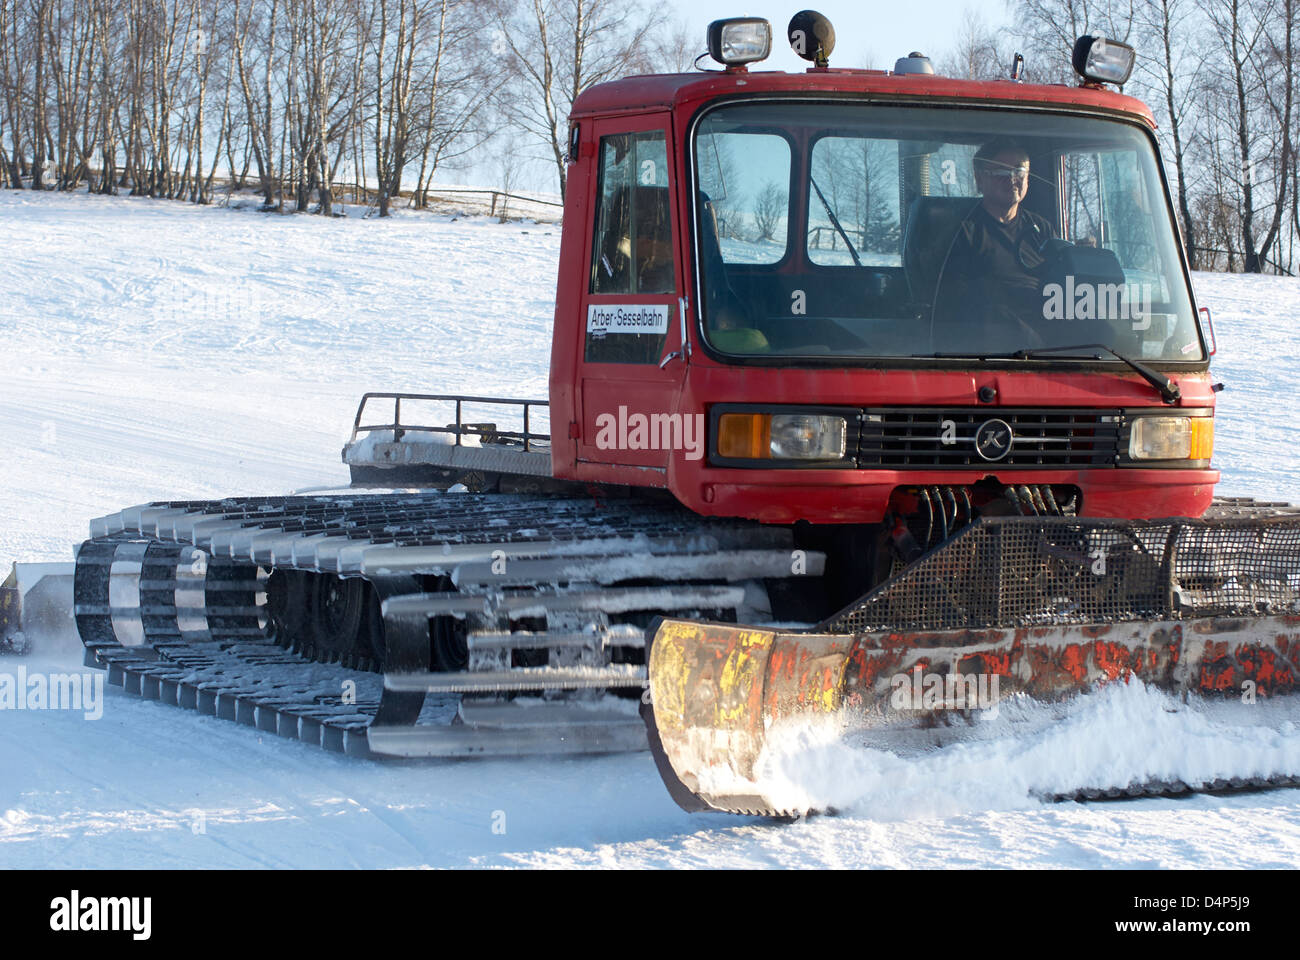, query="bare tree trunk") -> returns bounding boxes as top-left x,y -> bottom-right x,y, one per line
1199,0 -> 1272,272
1140,0 -> 1201,267
1232,2 -> 1261,271
496,0 -> 665,199
371,0 -> 422,216
30,0 -> 50,189
204,15 -> 235,205
1256,0 -> 1295,270
0,0 -> 28,188
232,0 -> 280,207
